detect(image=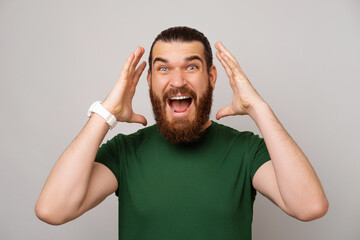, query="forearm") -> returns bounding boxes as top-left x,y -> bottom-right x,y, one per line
36,114 -> 109,220
250,102 -> 328,219
35,47 -> 147,225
